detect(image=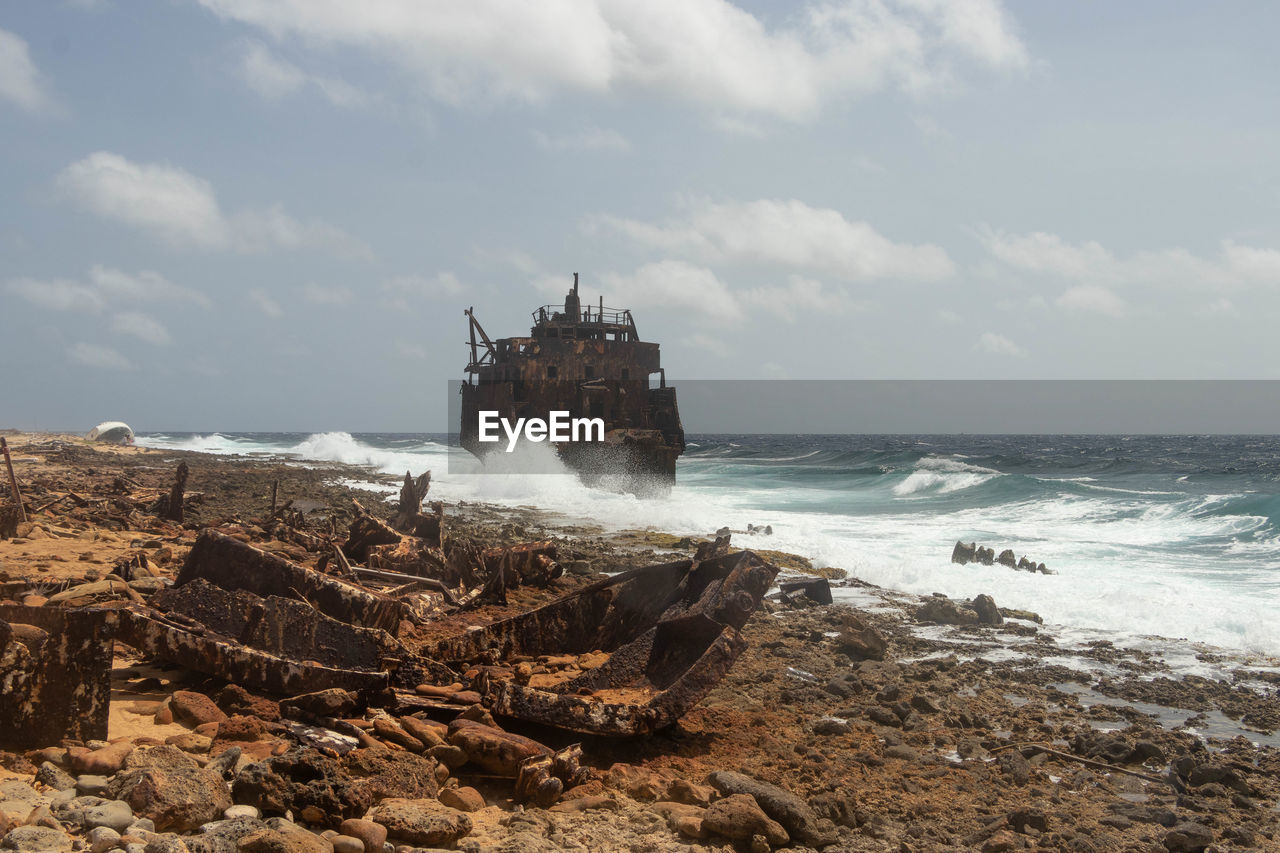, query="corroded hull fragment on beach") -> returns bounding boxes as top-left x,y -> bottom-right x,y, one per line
423,548 -> 778,735
179,529 -> 404,631
0,604 -> 116,748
